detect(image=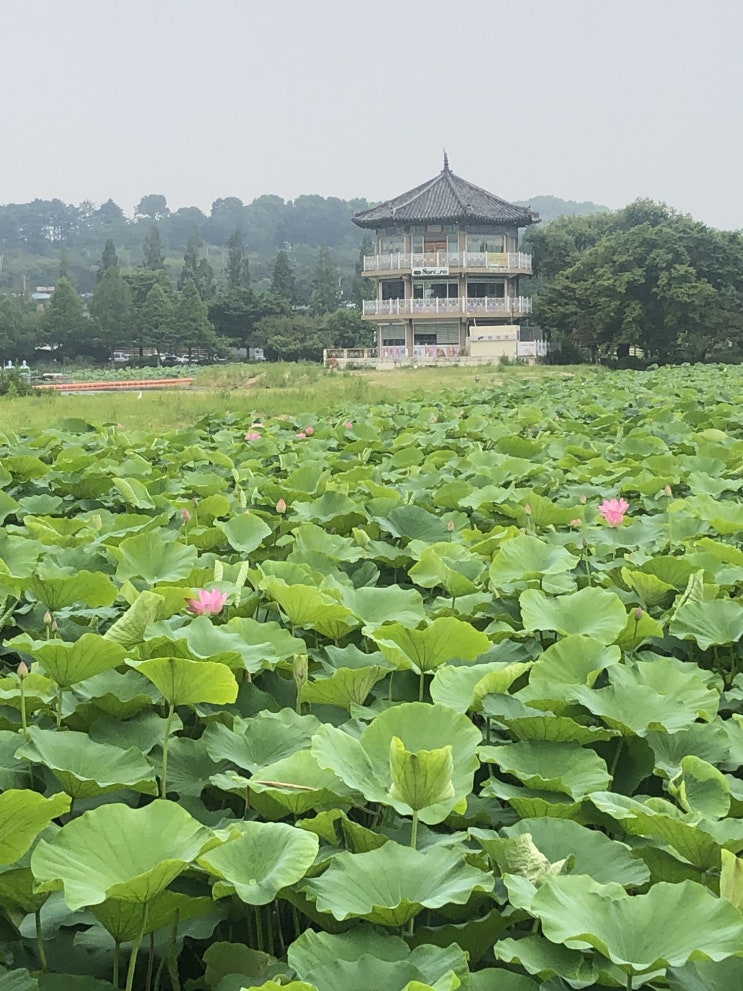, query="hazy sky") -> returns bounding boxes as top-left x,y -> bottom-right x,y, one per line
3,0 -> 742,229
